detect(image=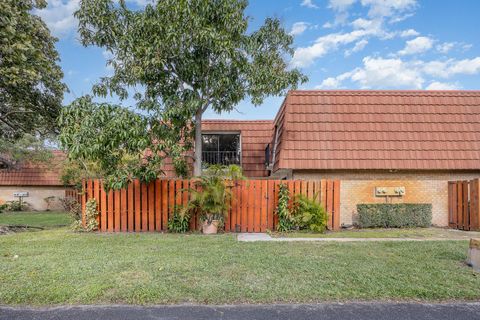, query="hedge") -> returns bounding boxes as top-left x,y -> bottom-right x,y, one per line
357,203 -> 432,228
